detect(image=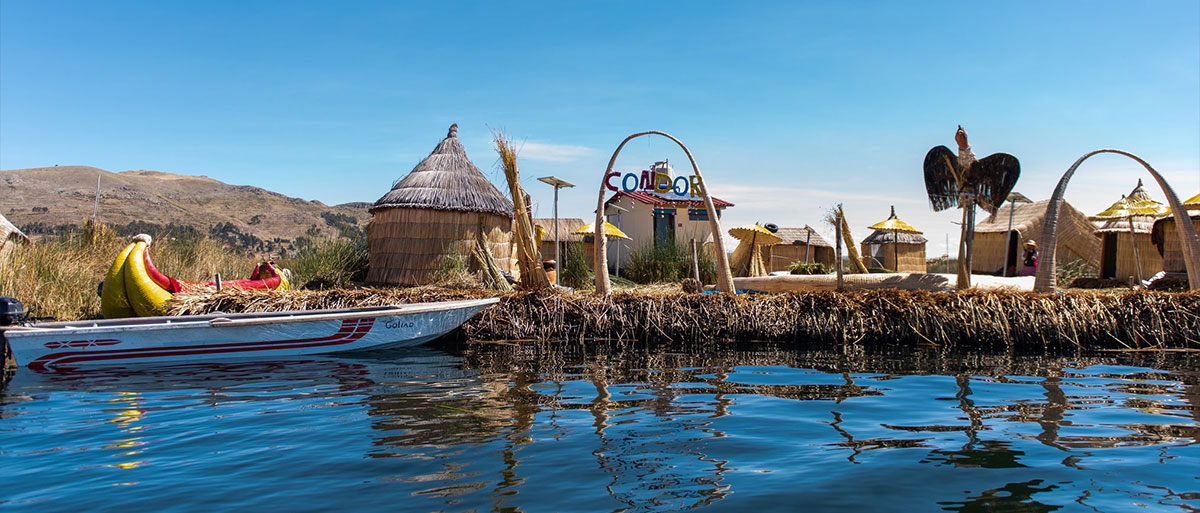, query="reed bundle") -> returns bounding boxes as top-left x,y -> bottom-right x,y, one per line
167,287 -> 1199,351
494,133 -> 549,290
